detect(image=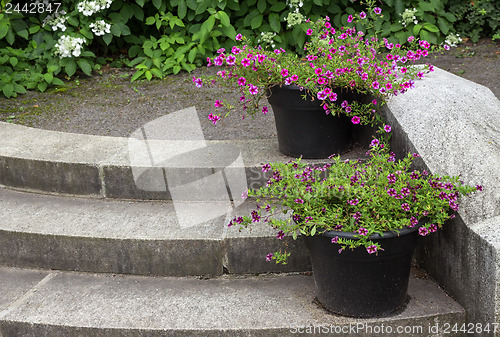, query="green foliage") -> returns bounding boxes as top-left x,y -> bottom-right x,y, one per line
448,0 -> 500,42
1,0 -> 497,98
